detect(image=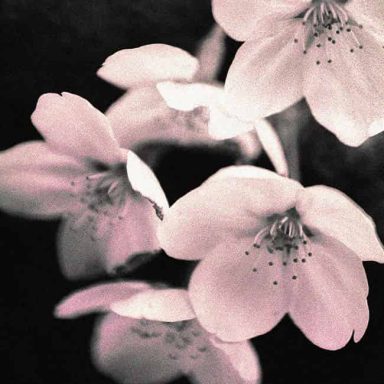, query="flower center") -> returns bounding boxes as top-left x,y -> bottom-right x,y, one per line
244,209 -> 313,284
130,319 -> 209,364
294,0 -> 364,63
68,163 -> 134,238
